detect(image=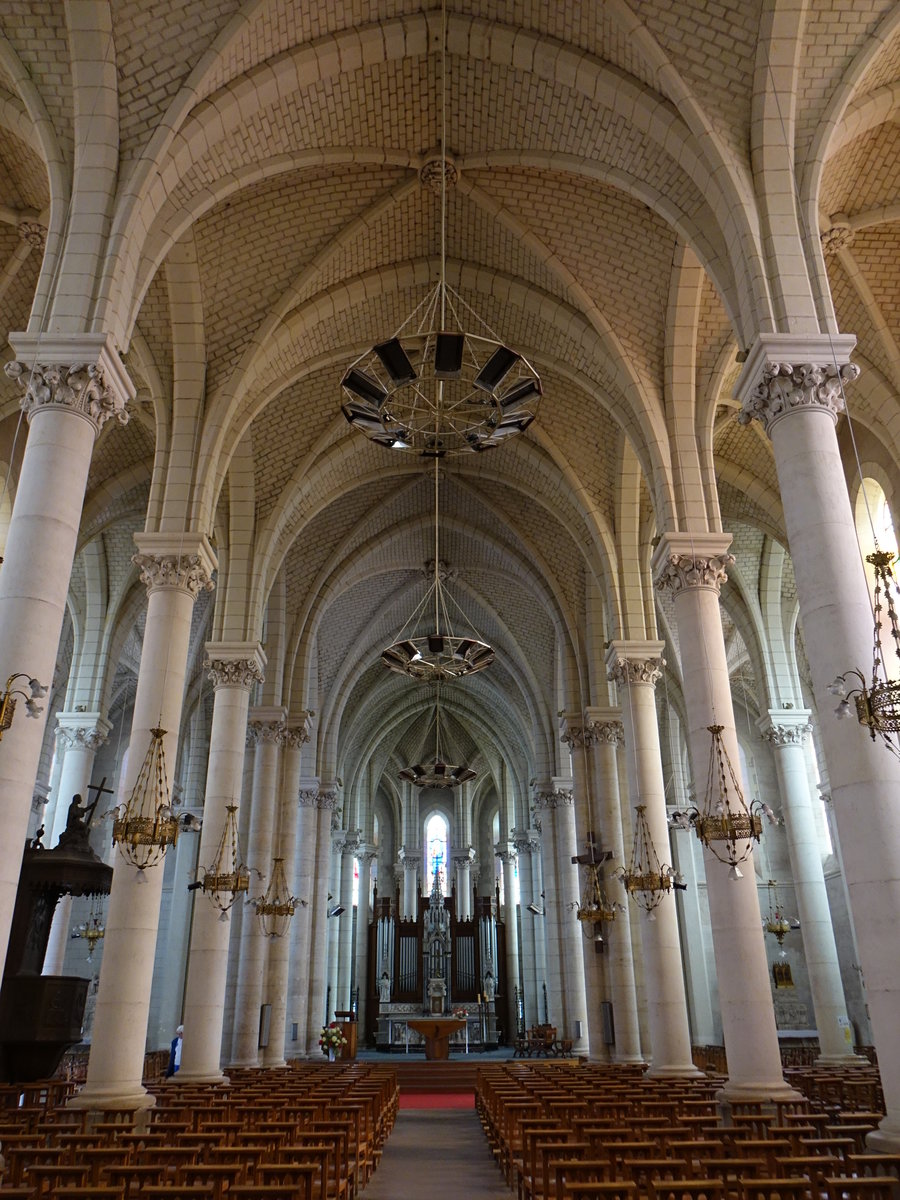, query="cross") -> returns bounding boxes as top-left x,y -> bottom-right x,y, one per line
571,830 -> 613,867
85,776 -> 115,820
